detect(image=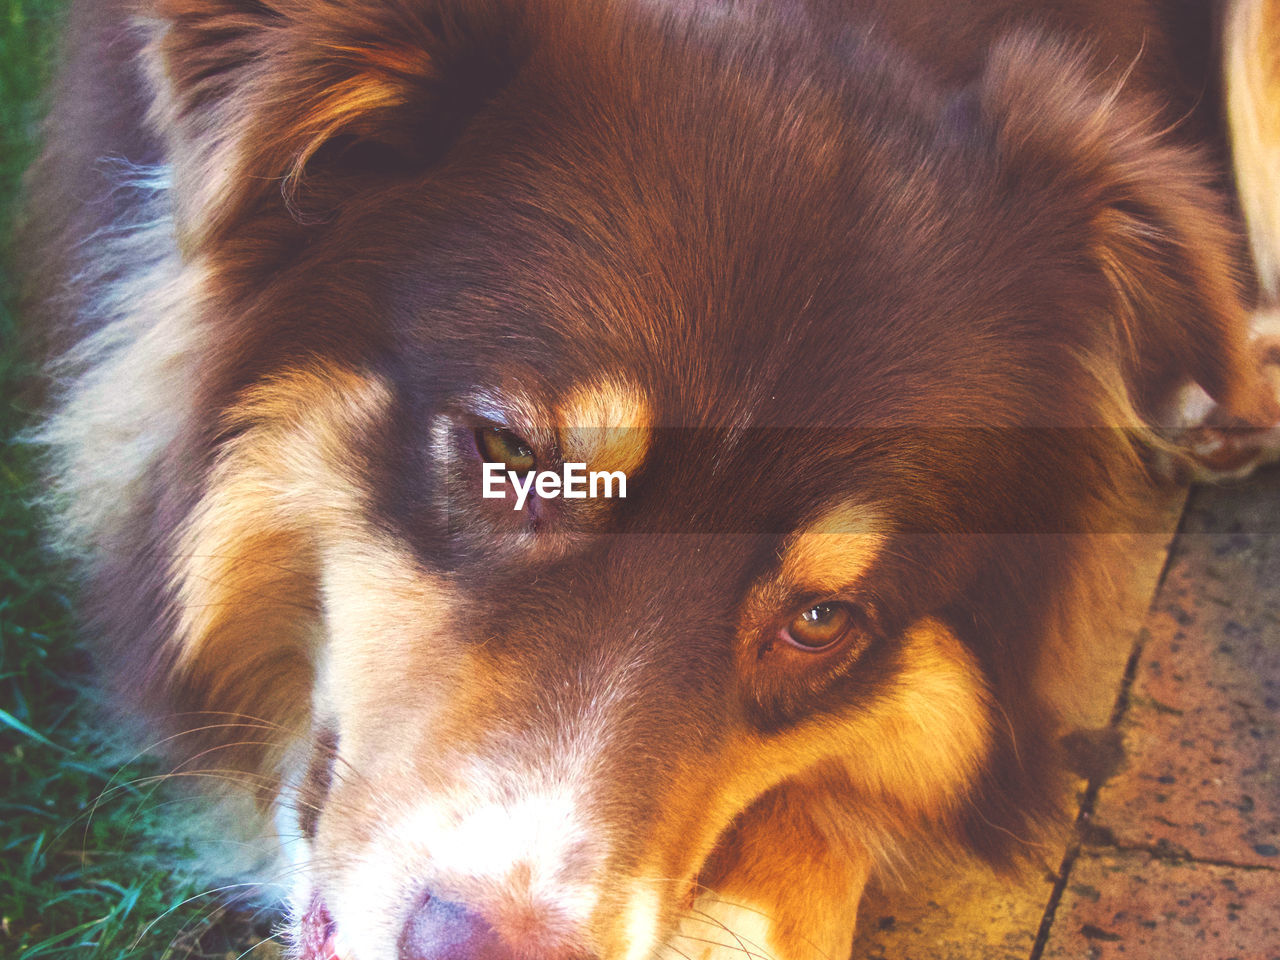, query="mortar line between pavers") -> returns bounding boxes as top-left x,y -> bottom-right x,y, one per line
1028,840 -> 1081,960
1026,487 -> 1197,960
1077,842 -> 1280,873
